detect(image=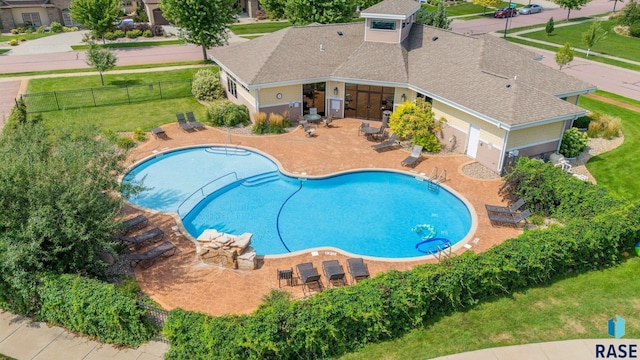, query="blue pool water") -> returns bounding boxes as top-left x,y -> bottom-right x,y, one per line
124,146 -> 473,258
